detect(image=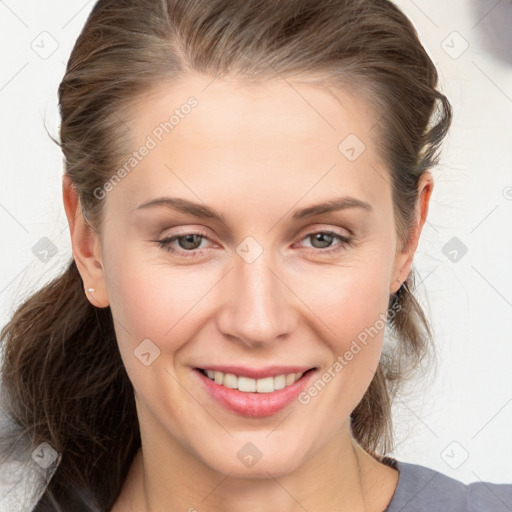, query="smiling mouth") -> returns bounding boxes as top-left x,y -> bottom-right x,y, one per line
195,367 -> 316,393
